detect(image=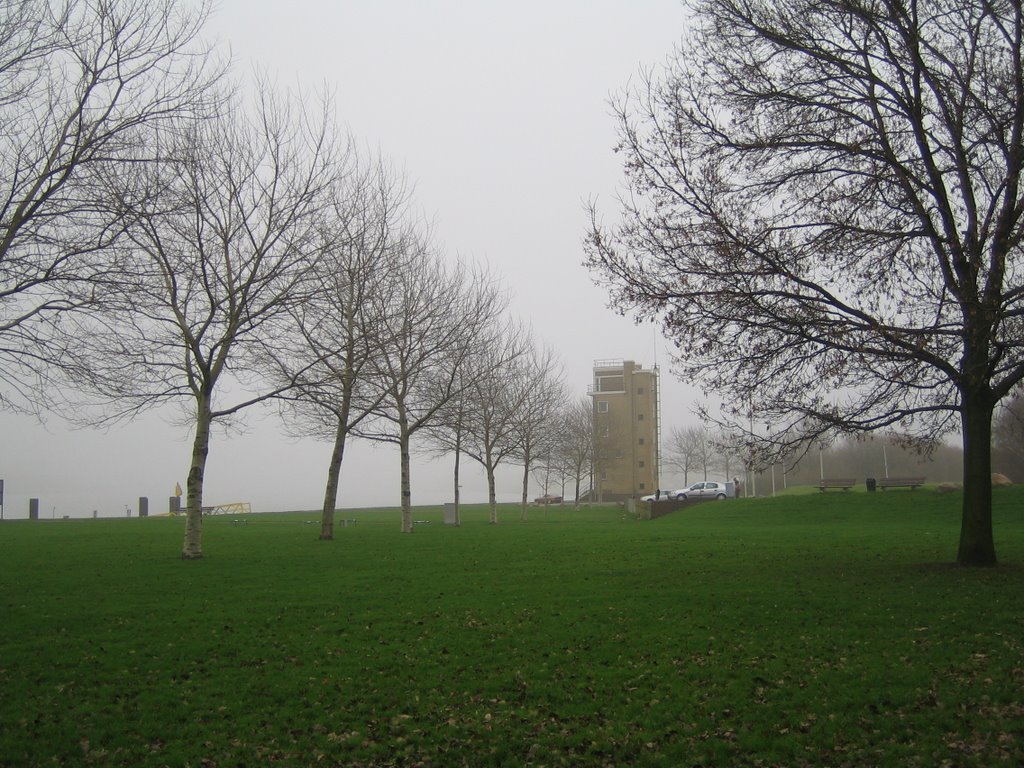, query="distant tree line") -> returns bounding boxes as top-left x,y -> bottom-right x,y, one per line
662,426 -> 742,488
763,437 -> 966,491
0,0 -> 582,558
992,395 -> 1024,483
662,404 -> 1024,494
